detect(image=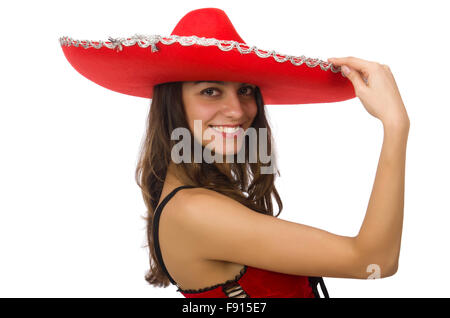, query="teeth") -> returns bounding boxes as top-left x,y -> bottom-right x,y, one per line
210,125 -> 241,133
